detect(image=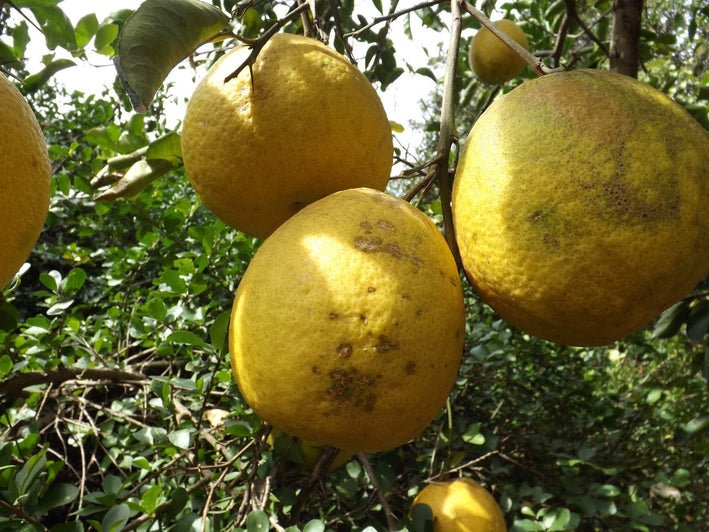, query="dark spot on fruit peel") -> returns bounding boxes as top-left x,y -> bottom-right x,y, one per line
327,367 -> 377,411
330,312 -> 339,320
336,343 -> 353,358
367,286 -> 376,293
405,361 -> 416,375
377,220 -> 396,231
354,236 -> 424,270
374,335 -> 400,353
